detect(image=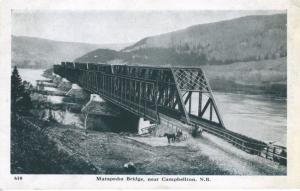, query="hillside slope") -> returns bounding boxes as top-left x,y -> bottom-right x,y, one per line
123,14 -> 286,65
75,48 -> 131,64
12,36 -> 130,69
